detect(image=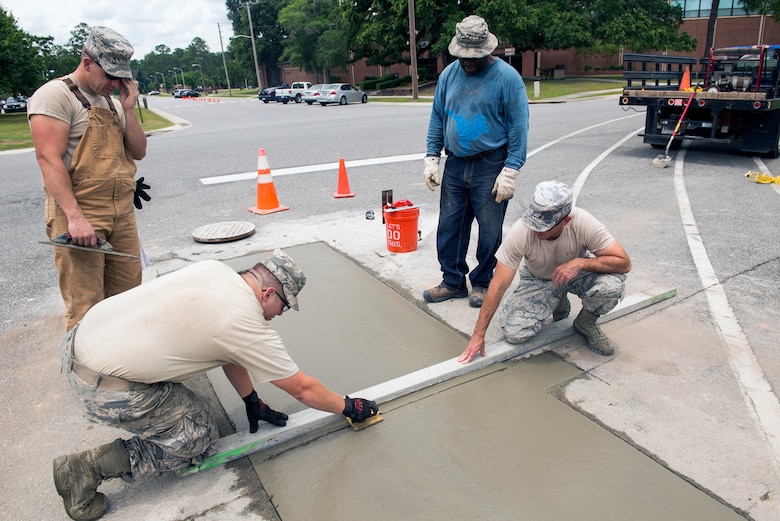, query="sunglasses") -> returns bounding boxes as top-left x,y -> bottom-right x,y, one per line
273,290 -> 291,312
